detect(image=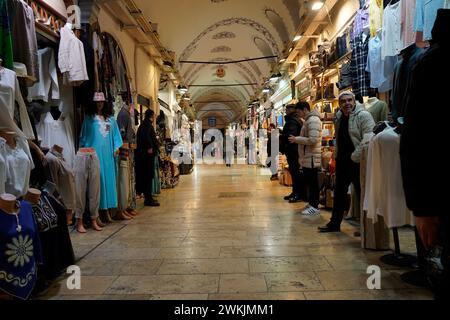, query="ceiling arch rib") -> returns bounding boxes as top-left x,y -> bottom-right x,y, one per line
264,7 -> 290,43
179,17 -> 280,63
